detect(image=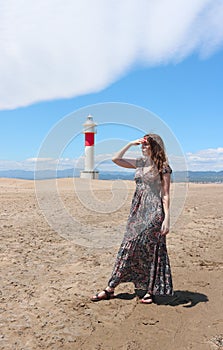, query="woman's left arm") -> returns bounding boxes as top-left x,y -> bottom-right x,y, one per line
161,172 -> 171,235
